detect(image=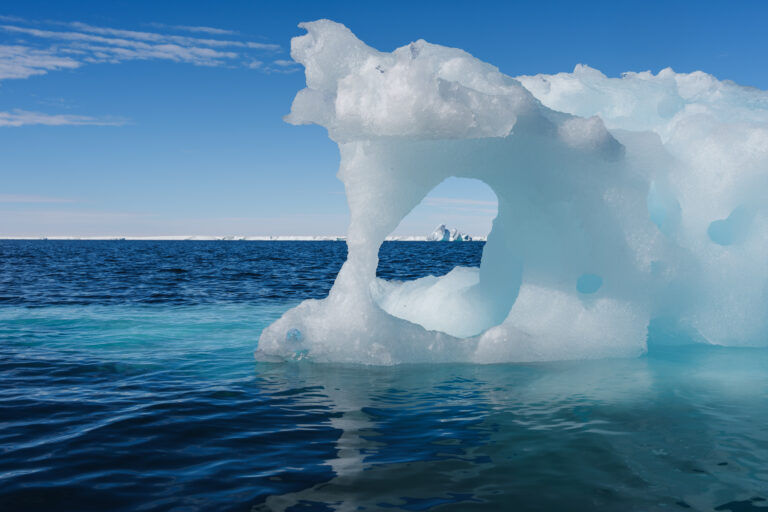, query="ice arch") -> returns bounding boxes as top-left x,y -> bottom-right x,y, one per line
388,177 -> 497,239
257,20 -> 768,364
373,177 -> 499,338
